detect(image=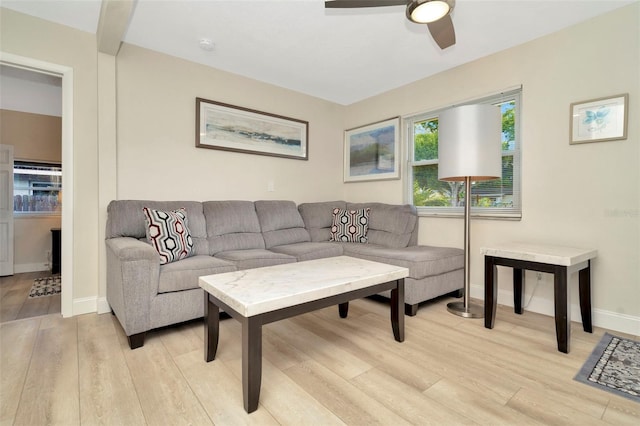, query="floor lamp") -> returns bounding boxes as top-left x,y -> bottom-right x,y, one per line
438,104 -> 502,318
